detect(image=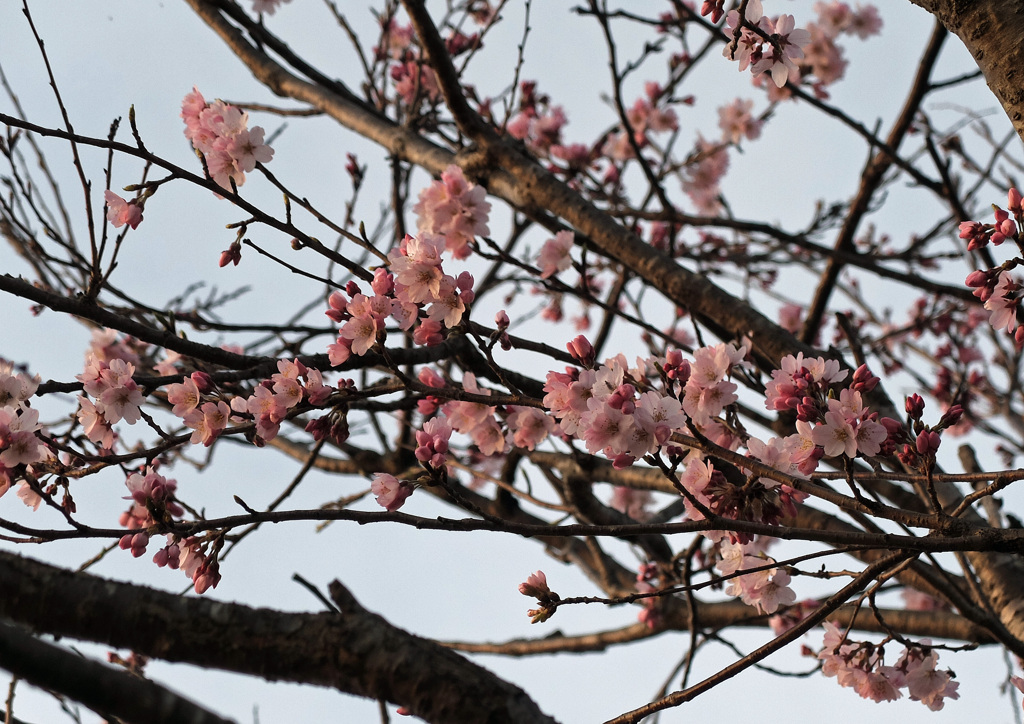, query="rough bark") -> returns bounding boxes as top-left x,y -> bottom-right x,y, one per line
0,620 -> 234,724
0,550 -> 558,724
909,0 -> 1024,142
